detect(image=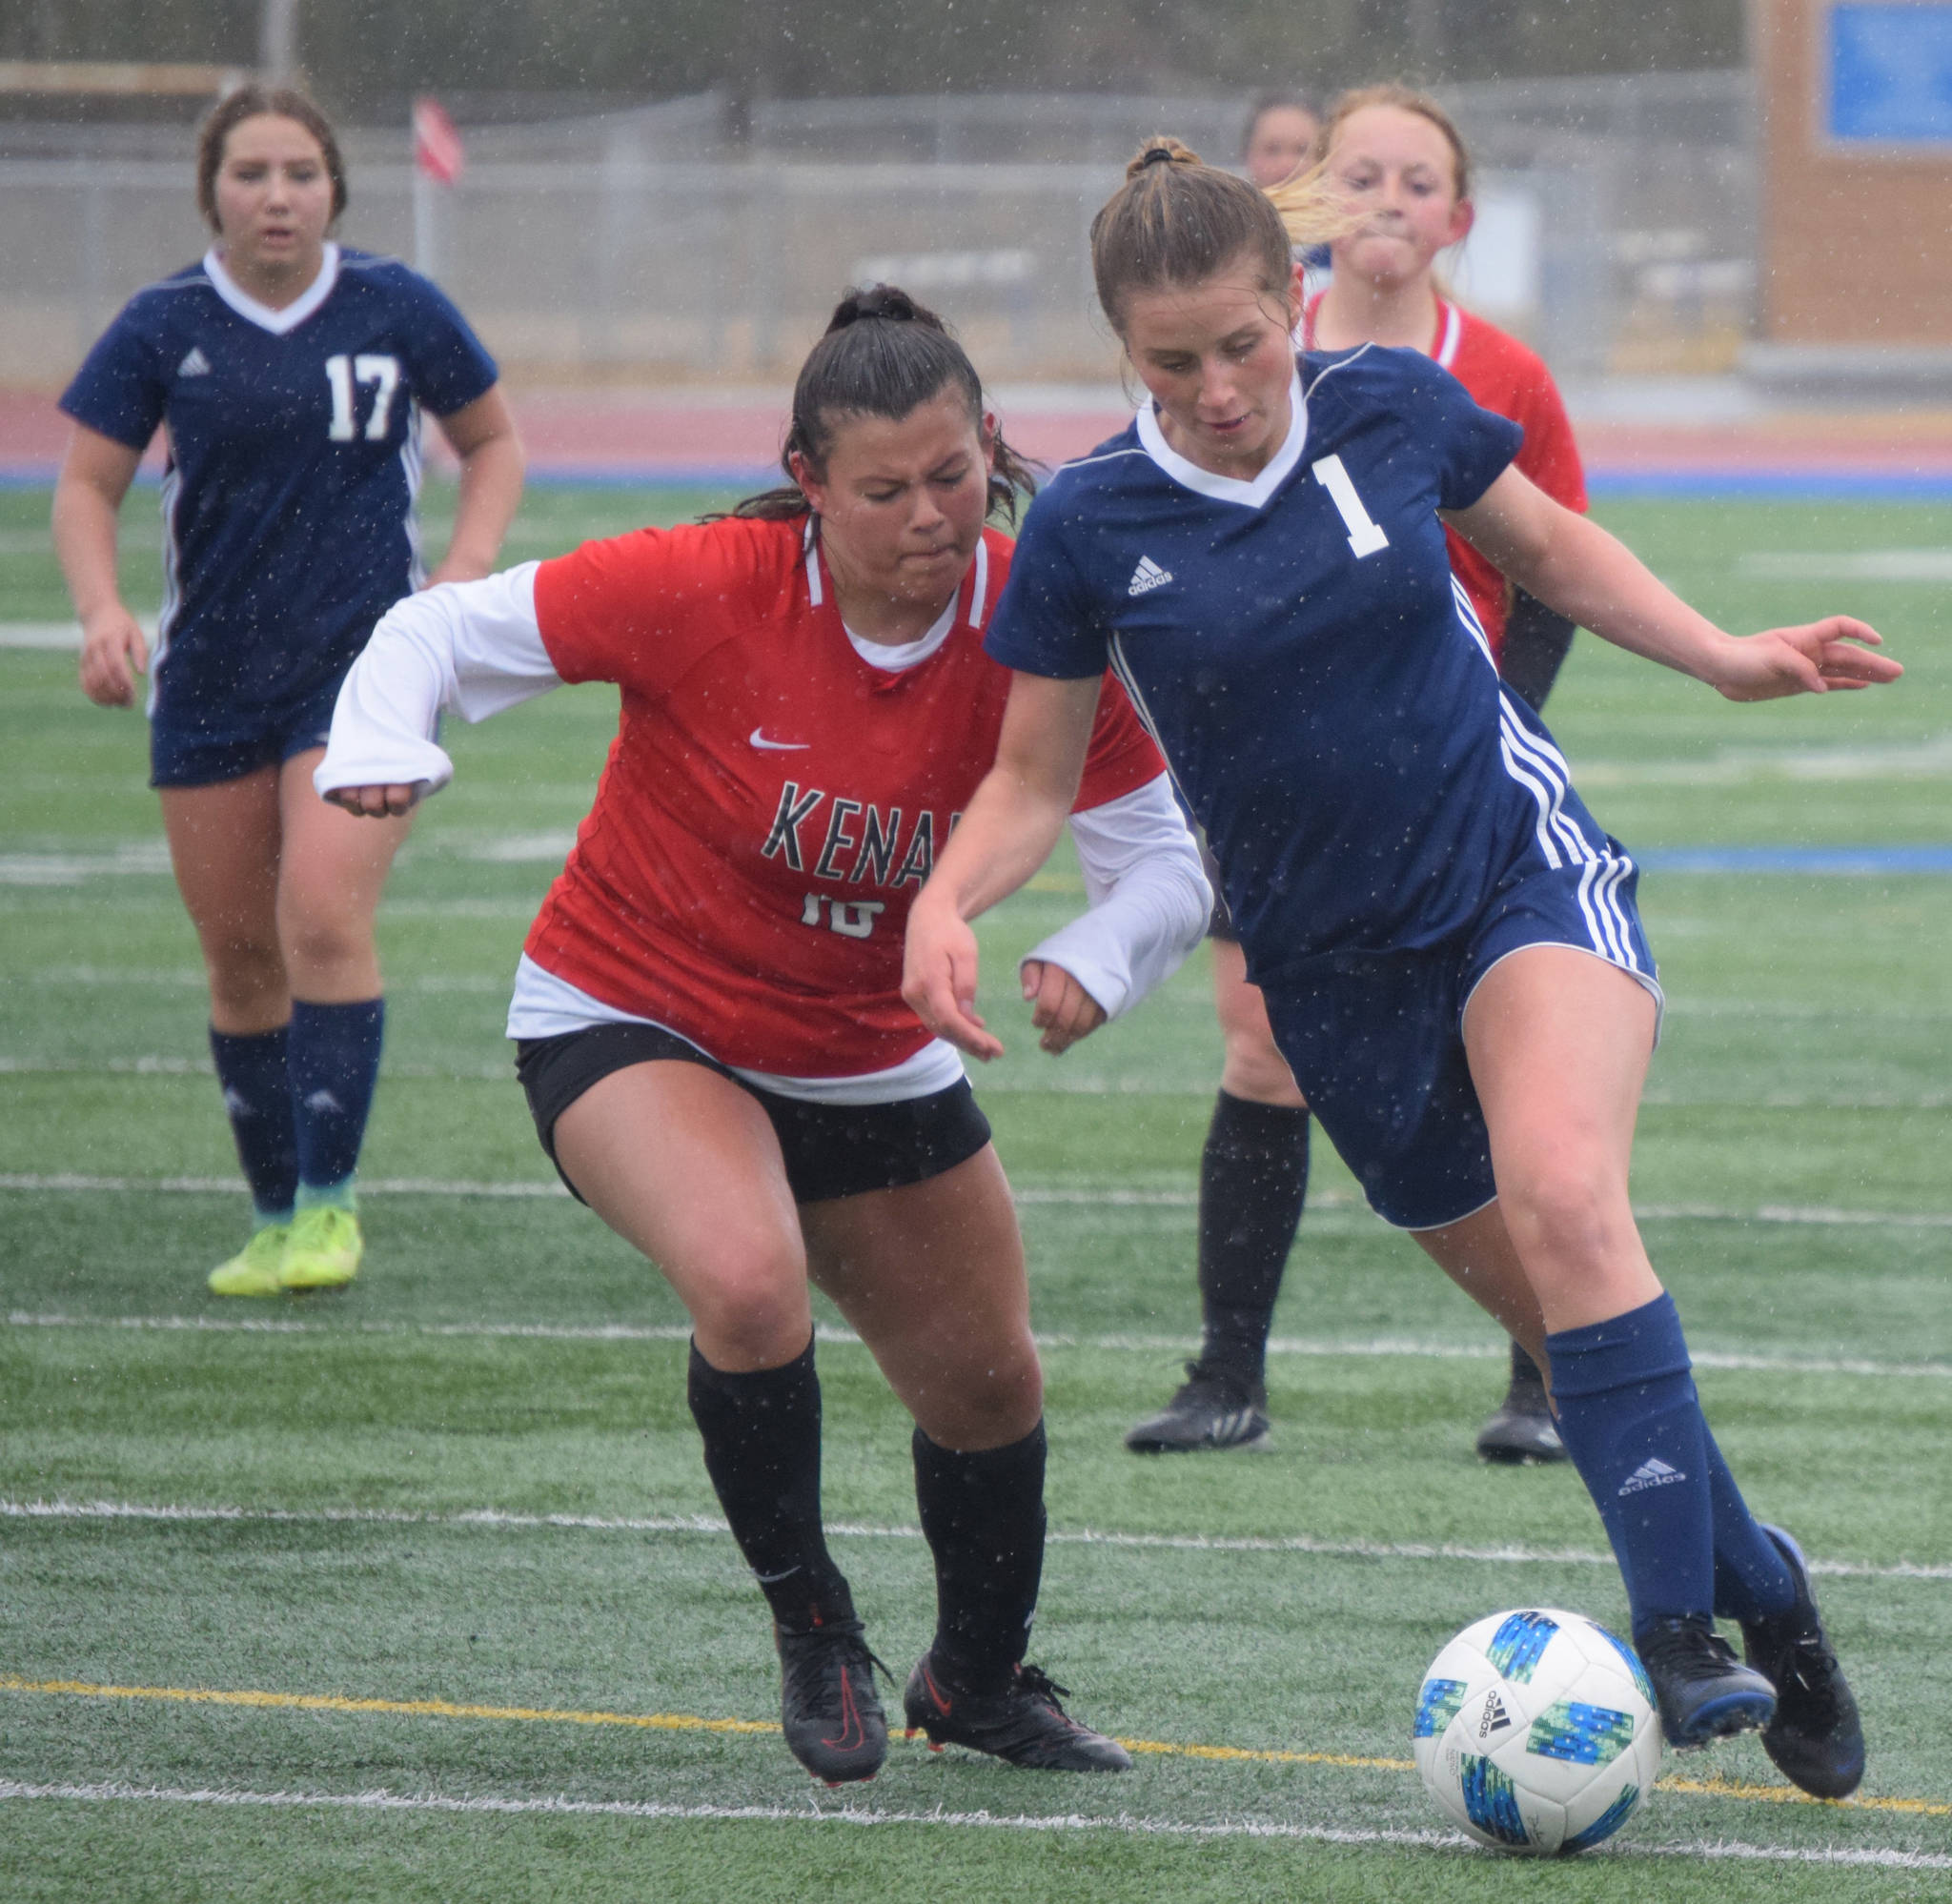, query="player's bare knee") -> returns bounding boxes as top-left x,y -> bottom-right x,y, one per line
1220,1026 -> 1305,1106
1498,1168 -> 1628,1276
914,1349 -> 1044,1450
685,1245 -> 811,1367
281,913 -> 369,983
201,938 -> 285,1017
